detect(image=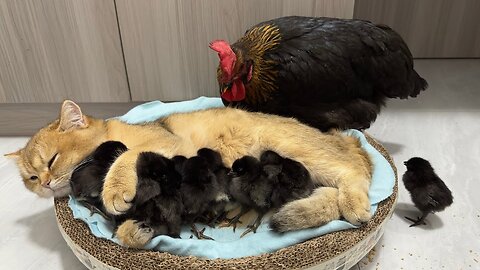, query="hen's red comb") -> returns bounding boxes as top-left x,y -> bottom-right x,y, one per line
209,40 -> 236,81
